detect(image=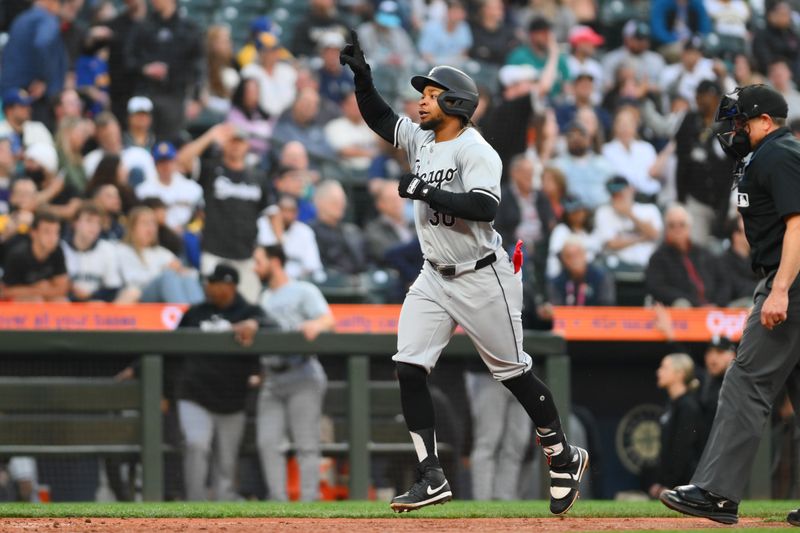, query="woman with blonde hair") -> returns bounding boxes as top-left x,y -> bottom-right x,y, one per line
203,25 -> 241,118
115,206 -> 203,304
56,117 -> 92,193
646,352 -> 704,499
